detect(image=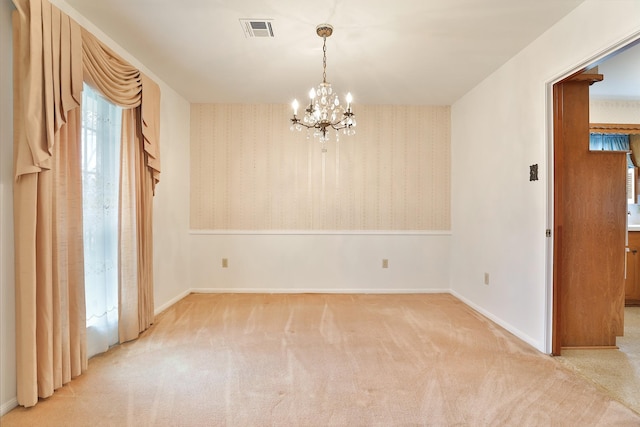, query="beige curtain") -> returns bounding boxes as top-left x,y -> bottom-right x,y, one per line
630,134 -> 640,168
12,0 -> 161,407
120,108 -> 155,341
12,0 -> 85,407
